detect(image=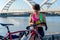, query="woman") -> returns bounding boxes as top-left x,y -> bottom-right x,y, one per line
29,4 -> 48,40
